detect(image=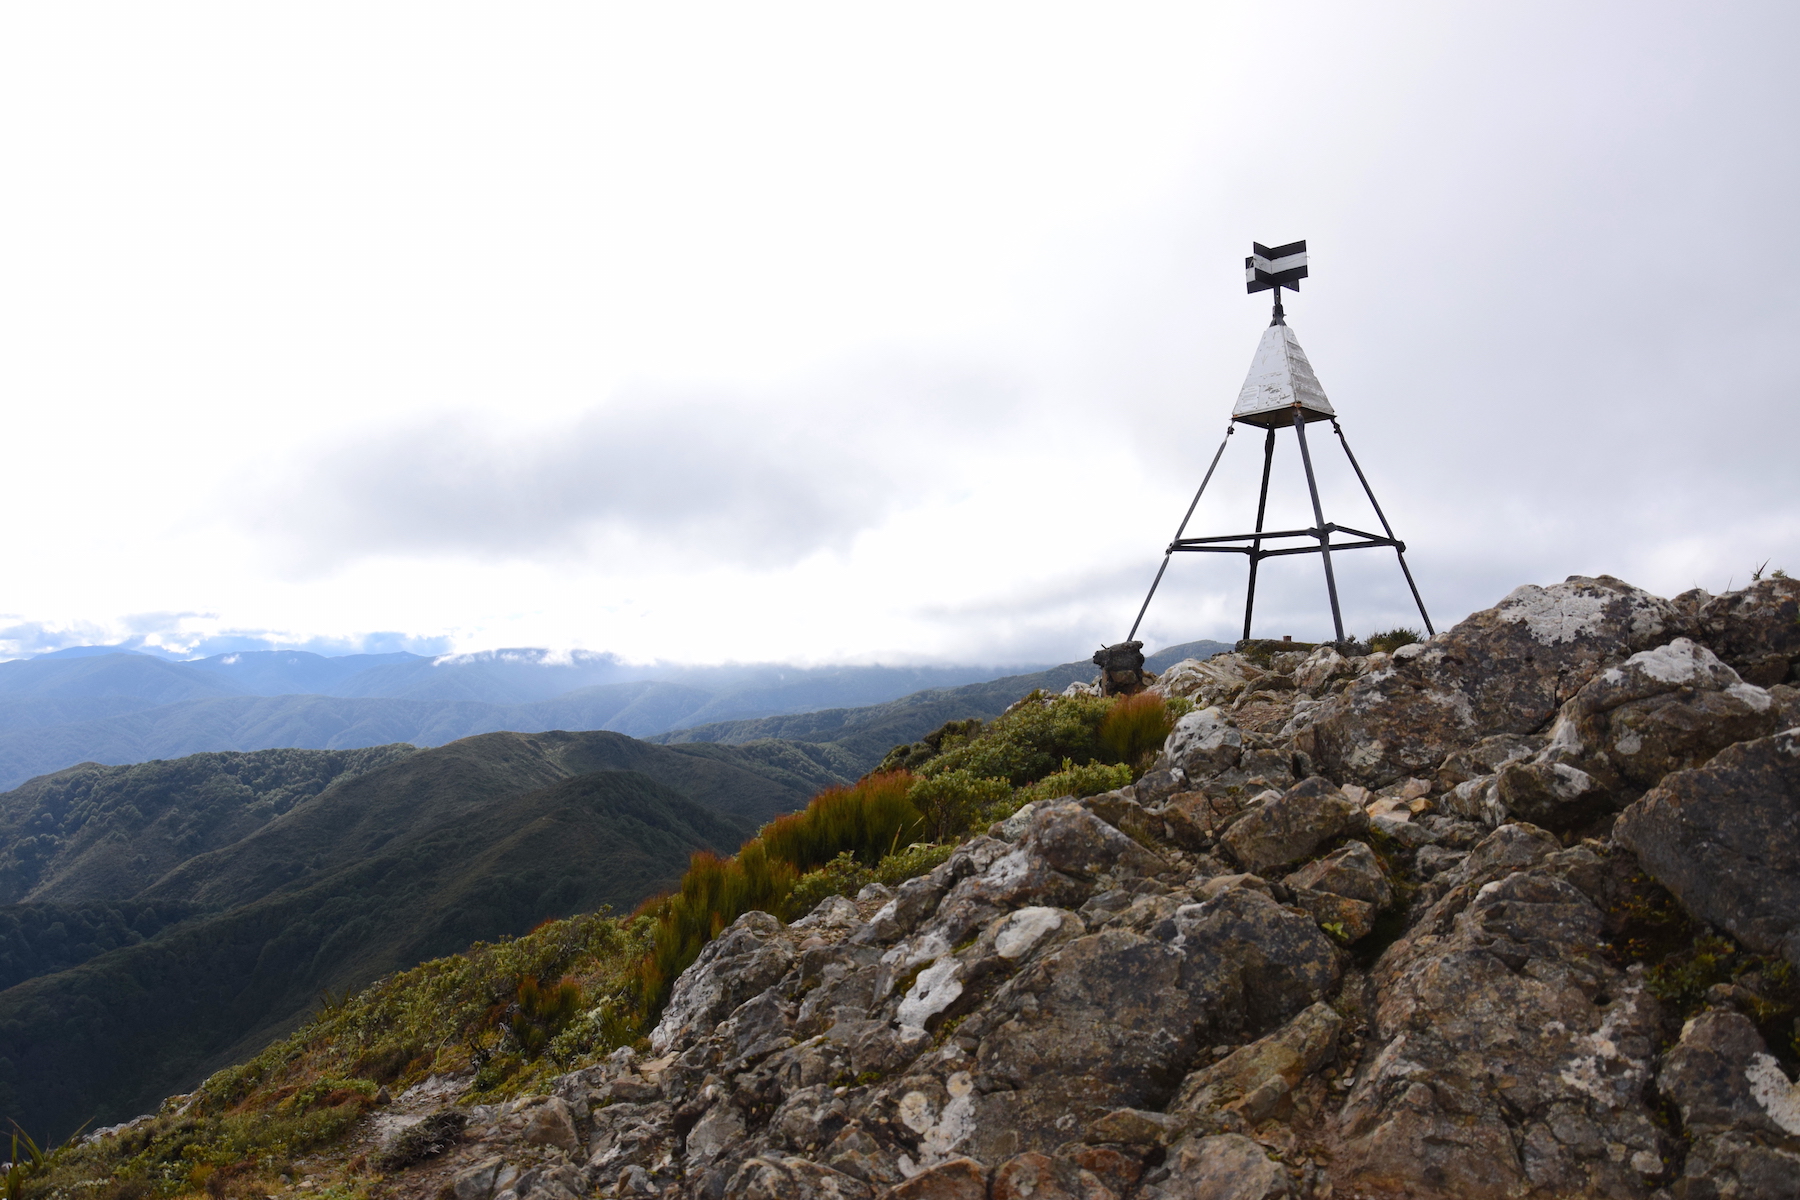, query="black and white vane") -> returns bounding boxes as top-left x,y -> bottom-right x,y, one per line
1244,240 -> 1308,293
